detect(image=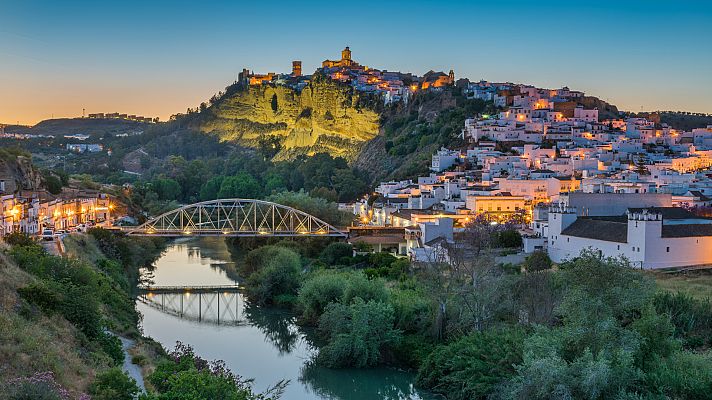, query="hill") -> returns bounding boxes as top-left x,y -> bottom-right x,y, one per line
7,117 -> 147,137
